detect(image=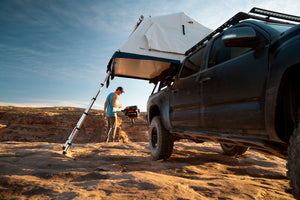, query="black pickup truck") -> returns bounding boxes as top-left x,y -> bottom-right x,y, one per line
147,8 -> 300,198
